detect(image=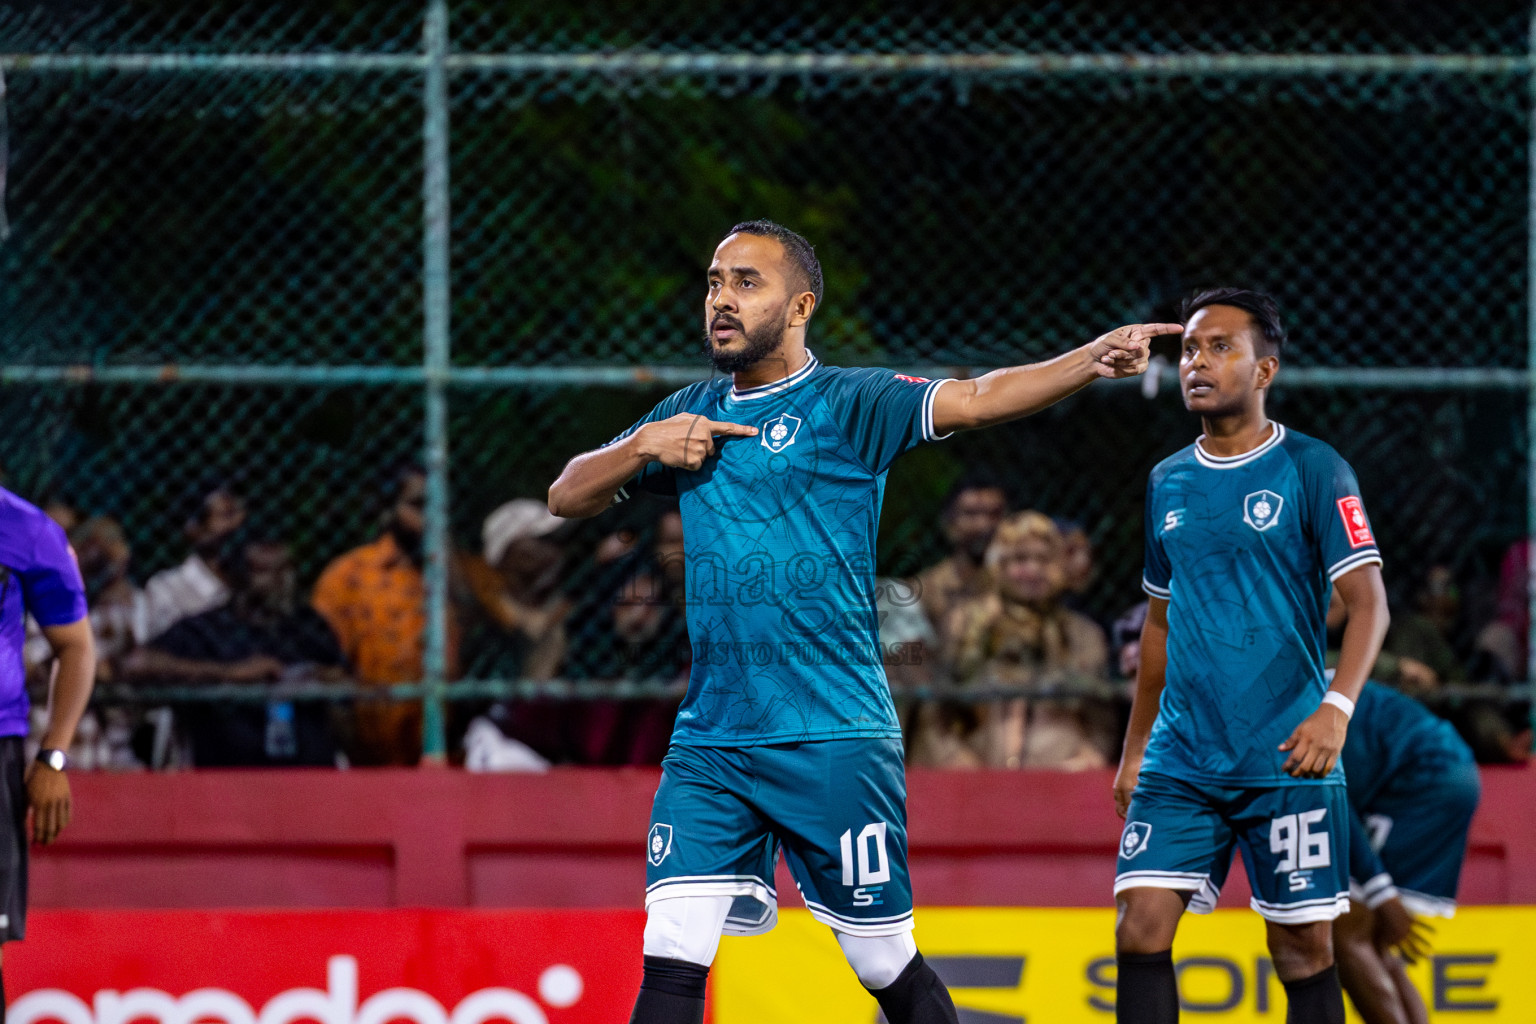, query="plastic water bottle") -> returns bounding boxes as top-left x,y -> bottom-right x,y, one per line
265,701 -> 297,760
